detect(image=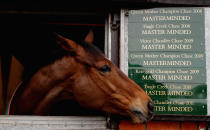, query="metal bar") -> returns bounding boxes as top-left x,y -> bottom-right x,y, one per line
111,13 -> 120,66
120,9 -> 129,75
206,8 -> 210,115
105,14 -> 112,60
